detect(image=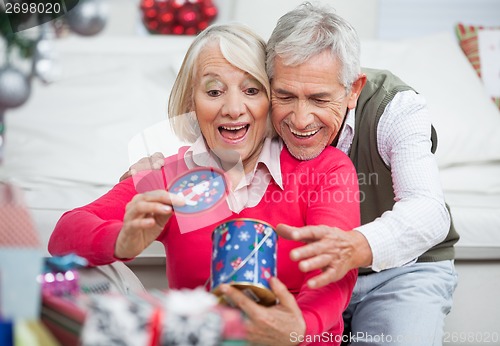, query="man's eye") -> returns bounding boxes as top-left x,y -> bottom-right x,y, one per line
207,90 -> 222,97
314,99 -> 328,104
